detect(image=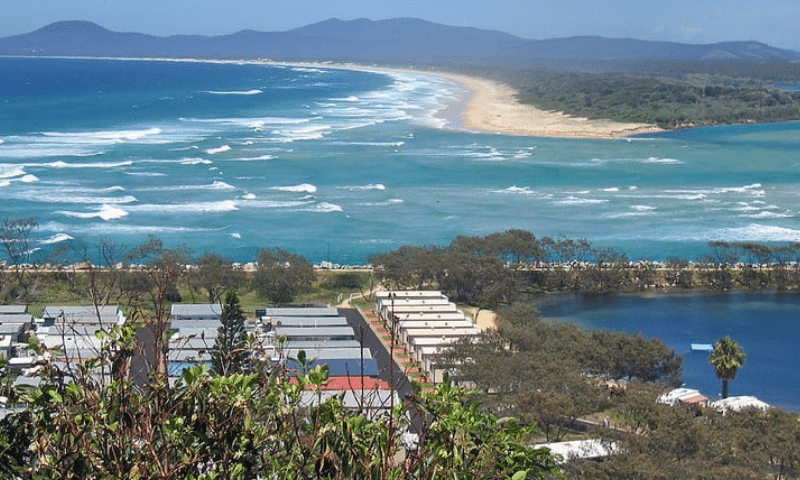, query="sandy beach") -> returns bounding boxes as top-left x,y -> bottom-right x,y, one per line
276,61 -> 662,139
429,71 -> 663,138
